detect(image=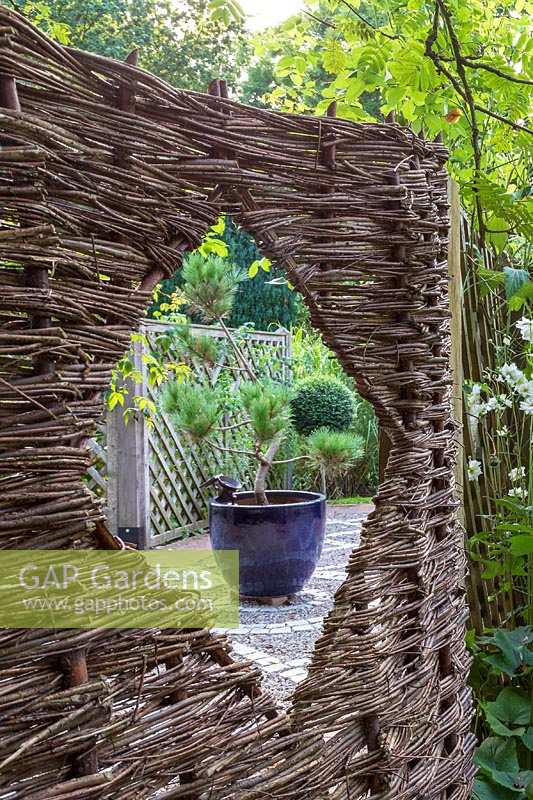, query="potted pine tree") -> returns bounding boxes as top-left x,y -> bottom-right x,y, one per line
161,252 -> 362,599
